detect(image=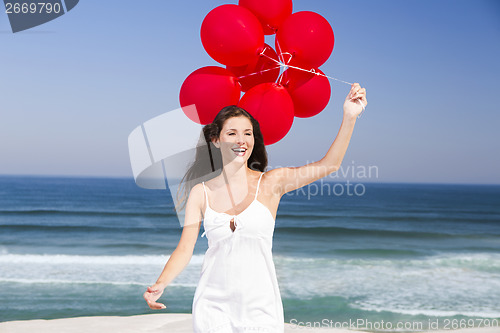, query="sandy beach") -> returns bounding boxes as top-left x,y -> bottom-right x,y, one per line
1,314 -> 499,333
